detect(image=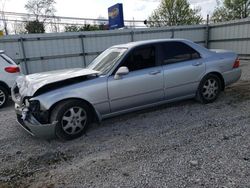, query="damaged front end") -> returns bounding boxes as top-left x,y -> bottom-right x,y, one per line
11,68 -> 100,139
12,83 -> 57,139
